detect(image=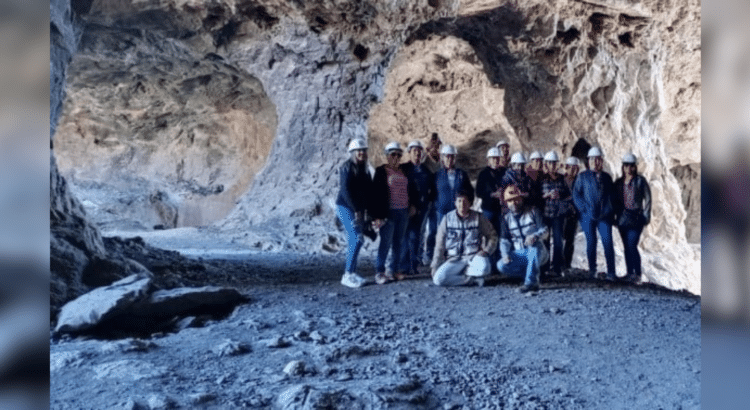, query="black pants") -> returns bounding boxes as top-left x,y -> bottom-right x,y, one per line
562,213 -> 578,270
